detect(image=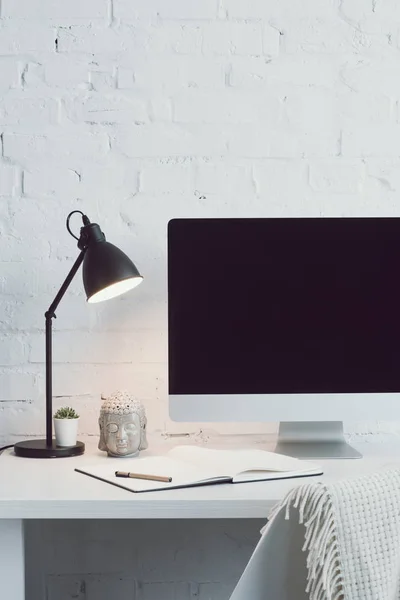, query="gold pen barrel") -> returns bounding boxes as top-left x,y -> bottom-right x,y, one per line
115,471 -> 172,483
